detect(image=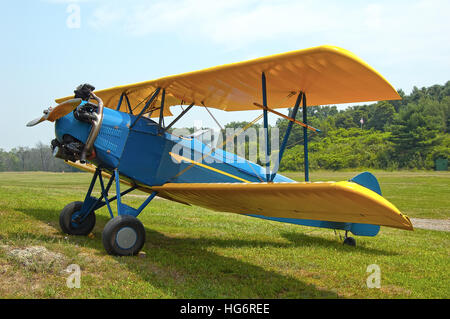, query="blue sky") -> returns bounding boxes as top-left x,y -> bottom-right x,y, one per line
1,0 -> 449,150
